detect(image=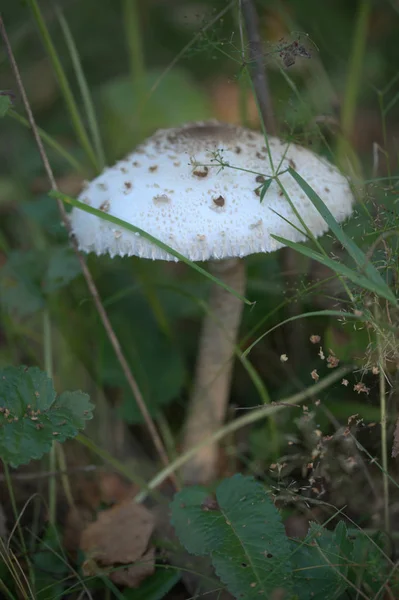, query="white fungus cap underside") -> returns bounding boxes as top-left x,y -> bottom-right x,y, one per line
71,121 -> 354,262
